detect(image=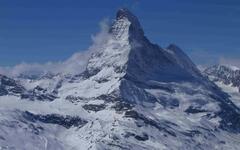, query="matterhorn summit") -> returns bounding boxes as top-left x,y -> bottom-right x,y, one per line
1,9 -> 240,150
